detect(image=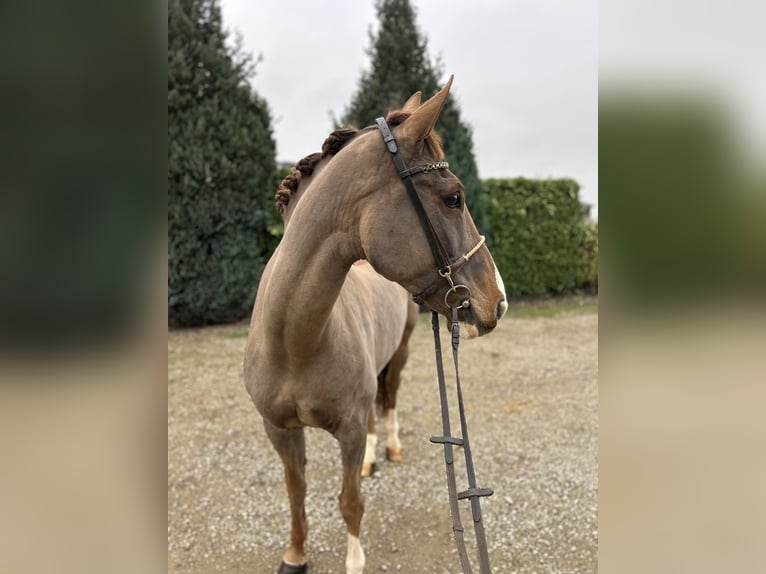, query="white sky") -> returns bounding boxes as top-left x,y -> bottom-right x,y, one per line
220,0 -> 598,217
